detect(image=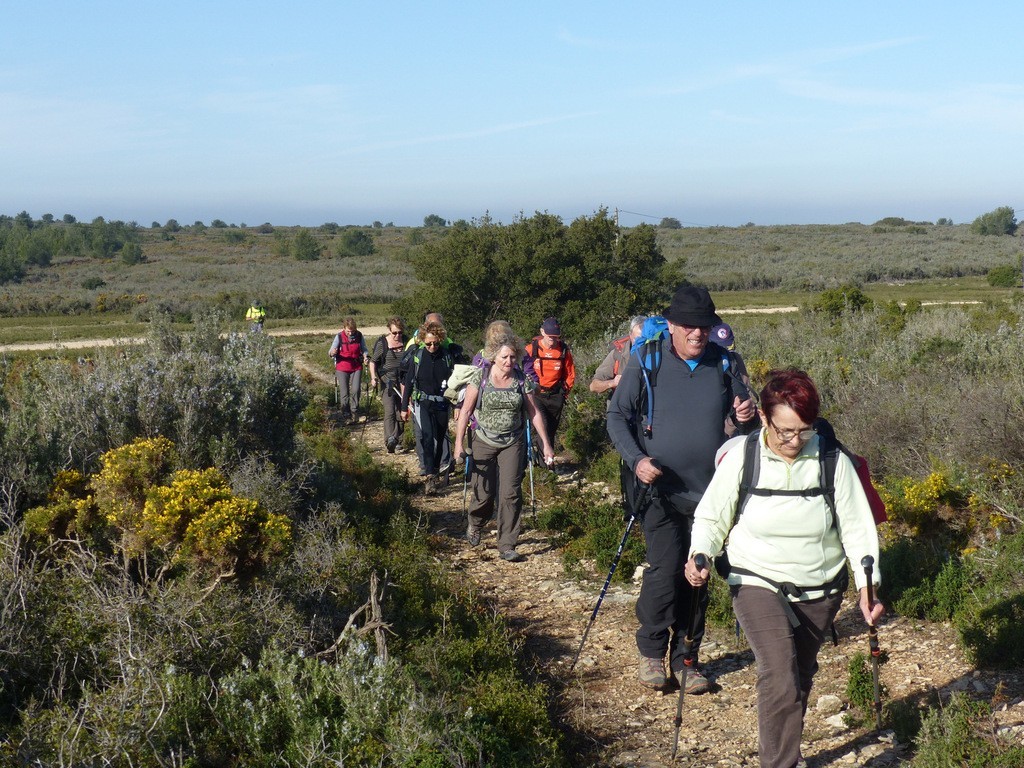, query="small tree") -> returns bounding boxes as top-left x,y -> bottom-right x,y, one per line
120,241 -> 145,265
292,228 -> 322,261
971,206 -> 1017,236
423,214 -> 446,228
659,217 -> 682,229
336,229 -> 375,257
211,219 -> 228,228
